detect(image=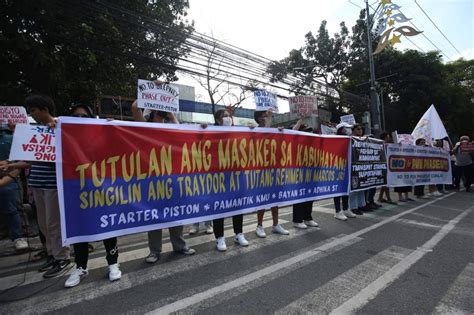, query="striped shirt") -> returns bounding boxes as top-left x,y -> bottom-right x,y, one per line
28,162 -> 57,189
